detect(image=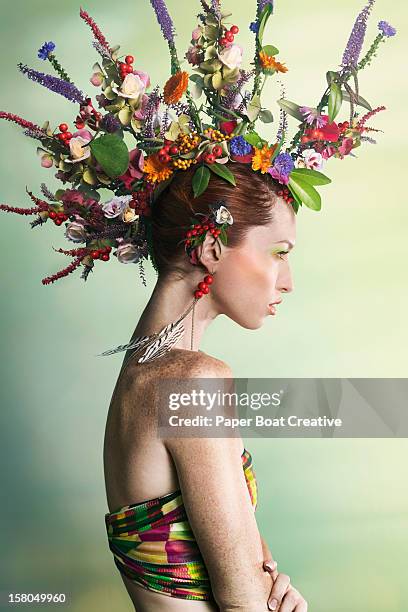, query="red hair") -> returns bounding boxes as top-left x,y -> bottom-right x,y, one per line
150,163 -> 280,274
